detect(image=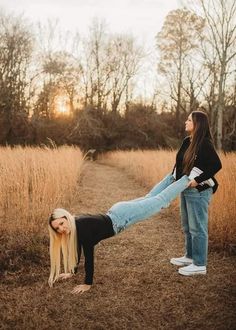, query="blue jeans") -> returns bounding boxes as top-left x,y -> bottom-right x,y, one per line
107,174 -> 190,234
180,187 -> 213,266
